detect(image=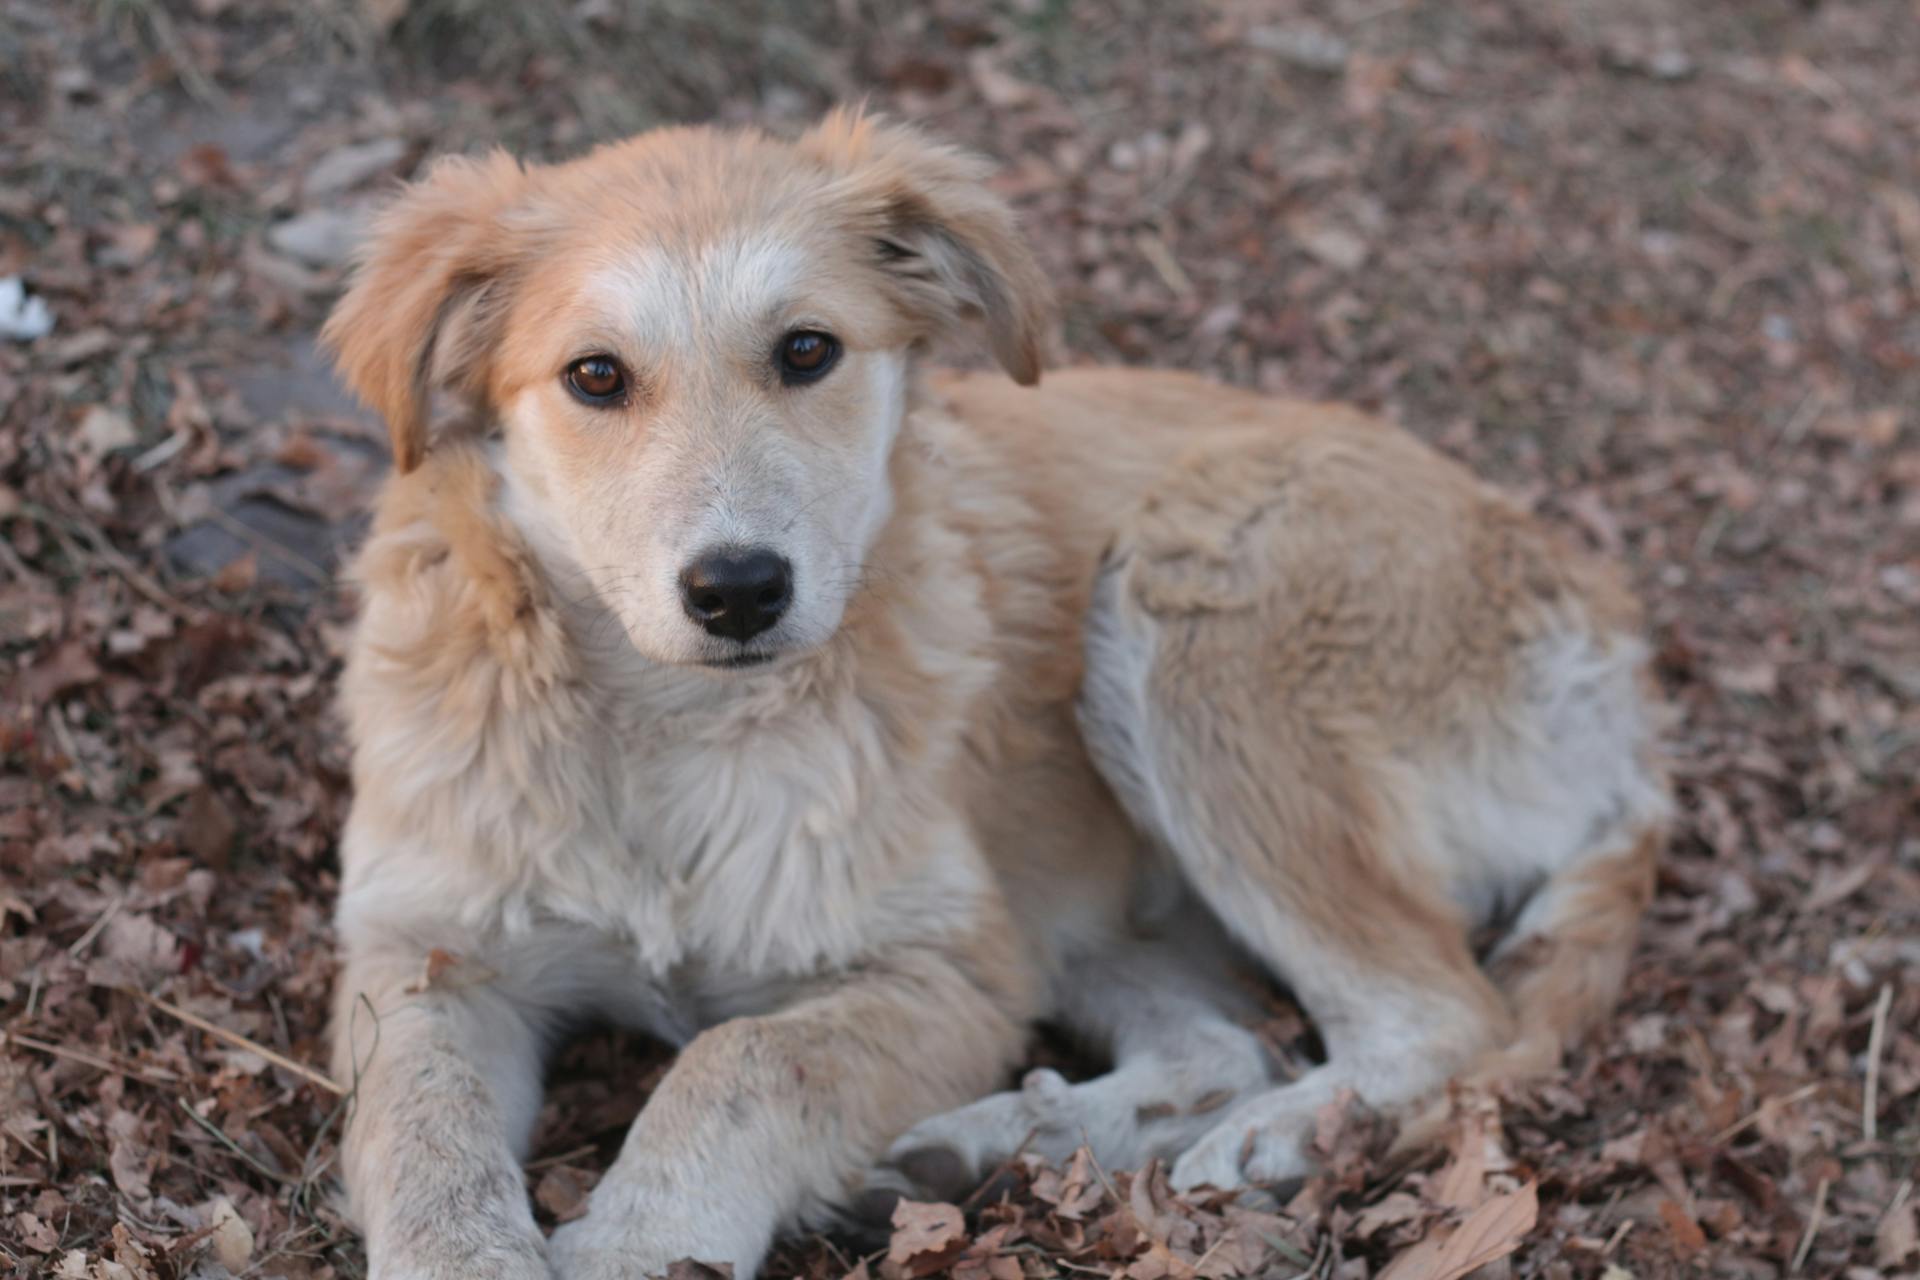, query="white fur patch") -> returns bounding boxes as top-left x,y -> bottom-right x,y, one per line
596,235 -> 809,355
1417,626 -> 1672,926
